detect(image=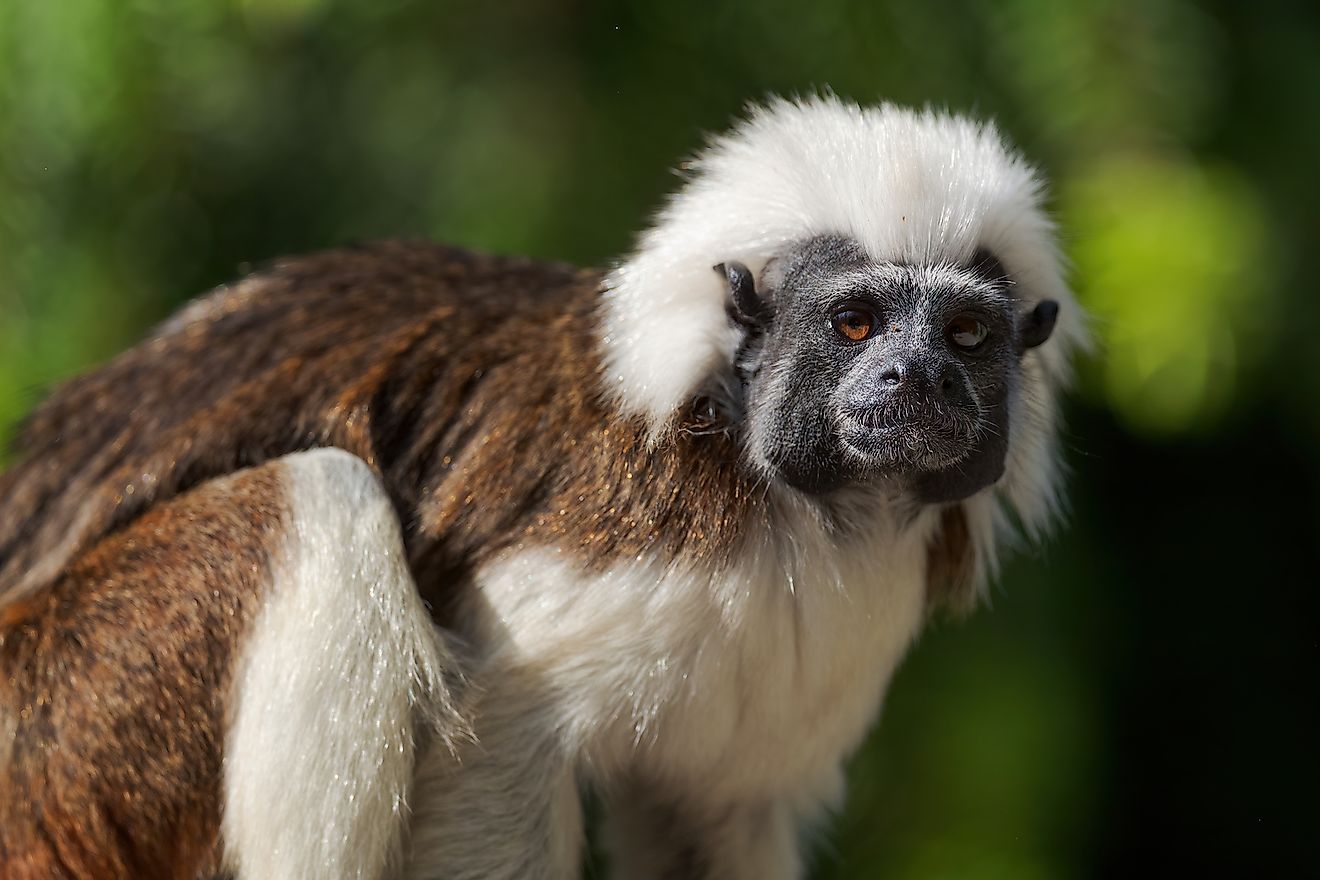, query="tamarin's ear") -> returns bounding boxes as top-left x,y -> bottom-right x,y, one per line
715,262 -> 771,328
1020,300 -> 1060,351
